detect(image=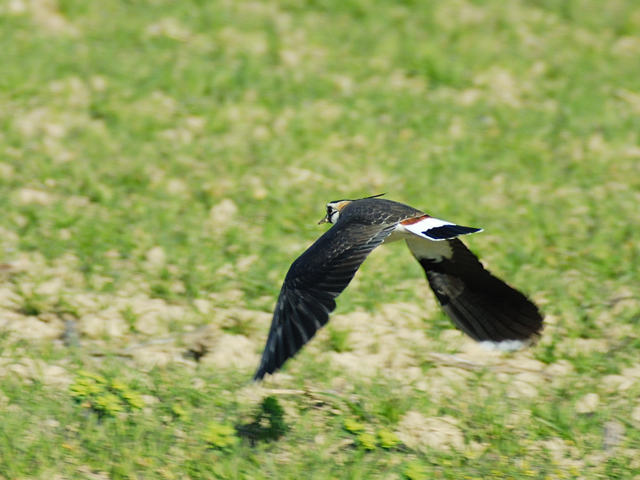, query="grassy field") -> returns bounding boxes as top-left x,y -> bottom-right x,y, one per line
1,0 -> 640,478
